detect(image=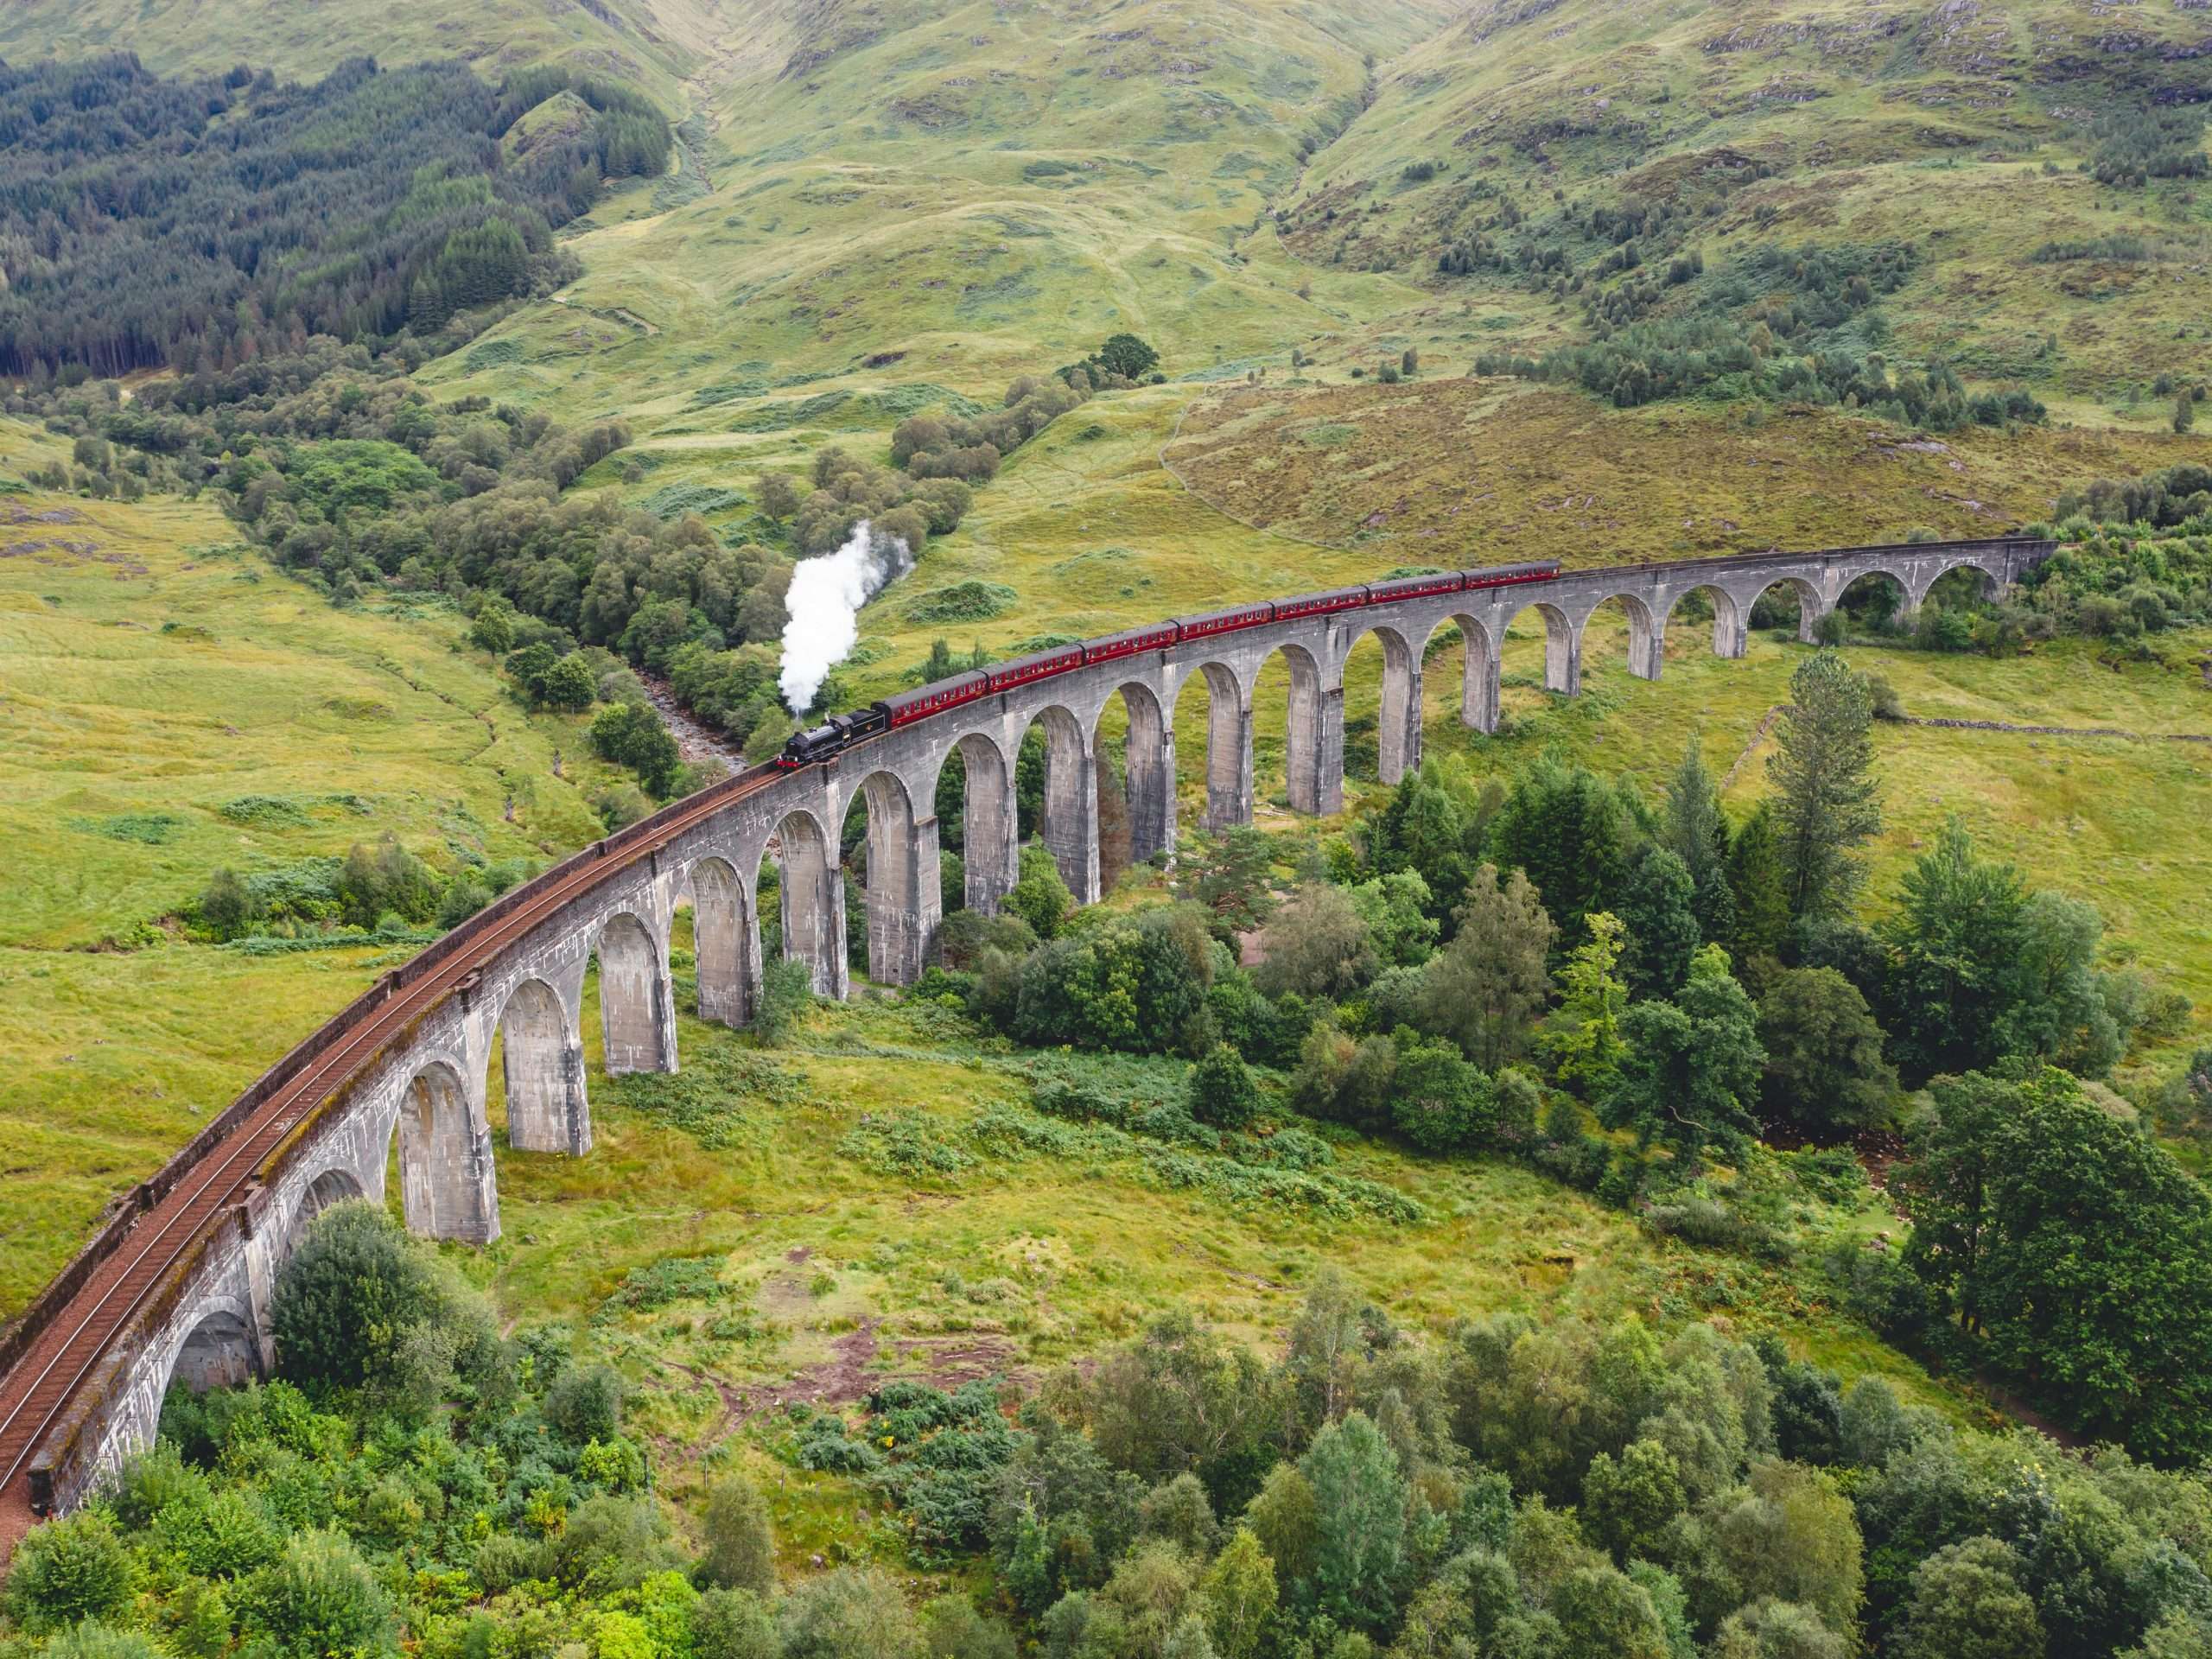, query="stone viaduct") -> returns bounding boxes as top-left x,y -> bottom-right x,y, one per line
0,537 -> 2048,1524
